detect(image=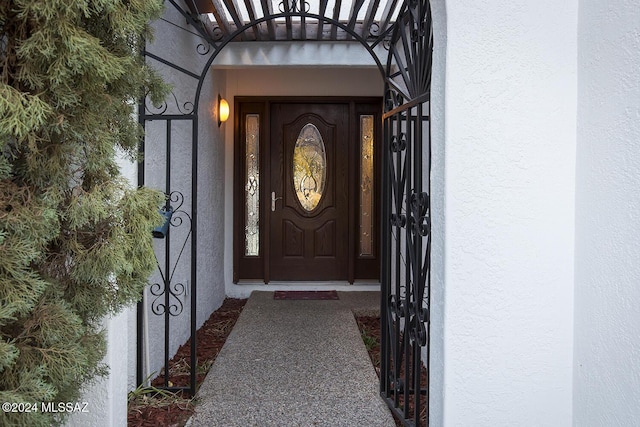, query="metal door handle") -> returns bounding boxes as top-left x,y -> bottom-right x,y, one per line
271,191 -> 283,212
